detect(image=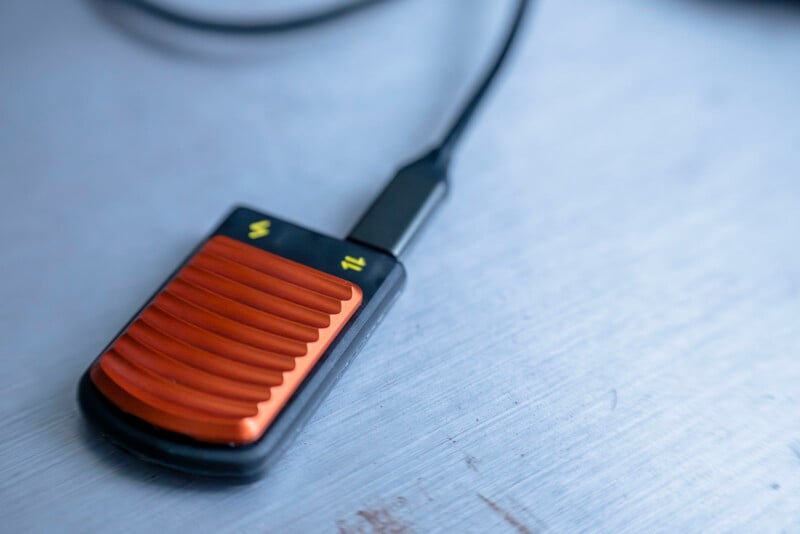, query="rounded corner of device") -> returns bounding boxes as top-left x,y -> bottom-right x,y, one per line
225,204 -> 259,220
